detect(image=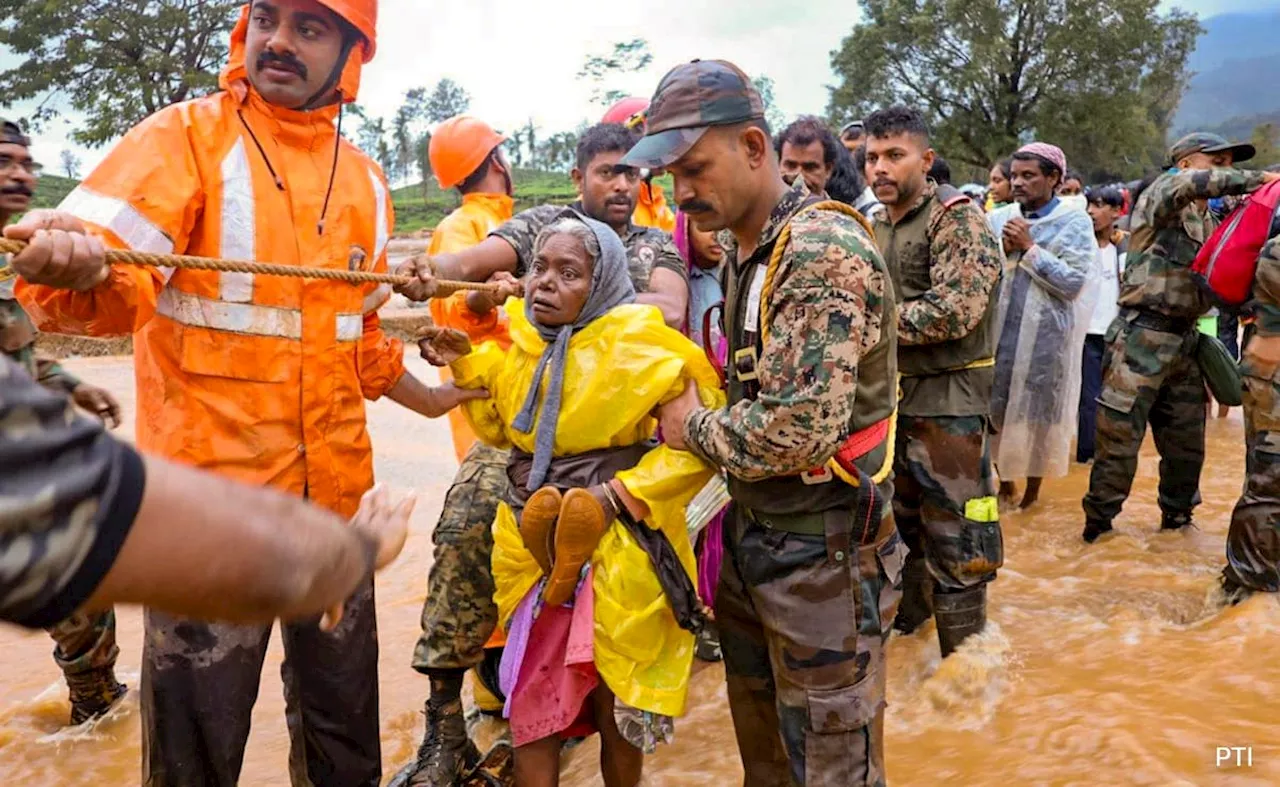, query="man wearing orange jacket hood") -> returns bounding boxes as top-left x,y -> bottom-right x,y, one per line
16,2 -> 483,784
